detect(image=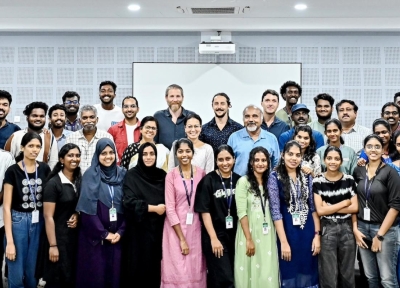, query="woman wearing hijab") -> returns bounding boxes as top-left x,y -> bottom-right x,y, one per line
122,142 -> 167,288
75,138 -> 127,288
